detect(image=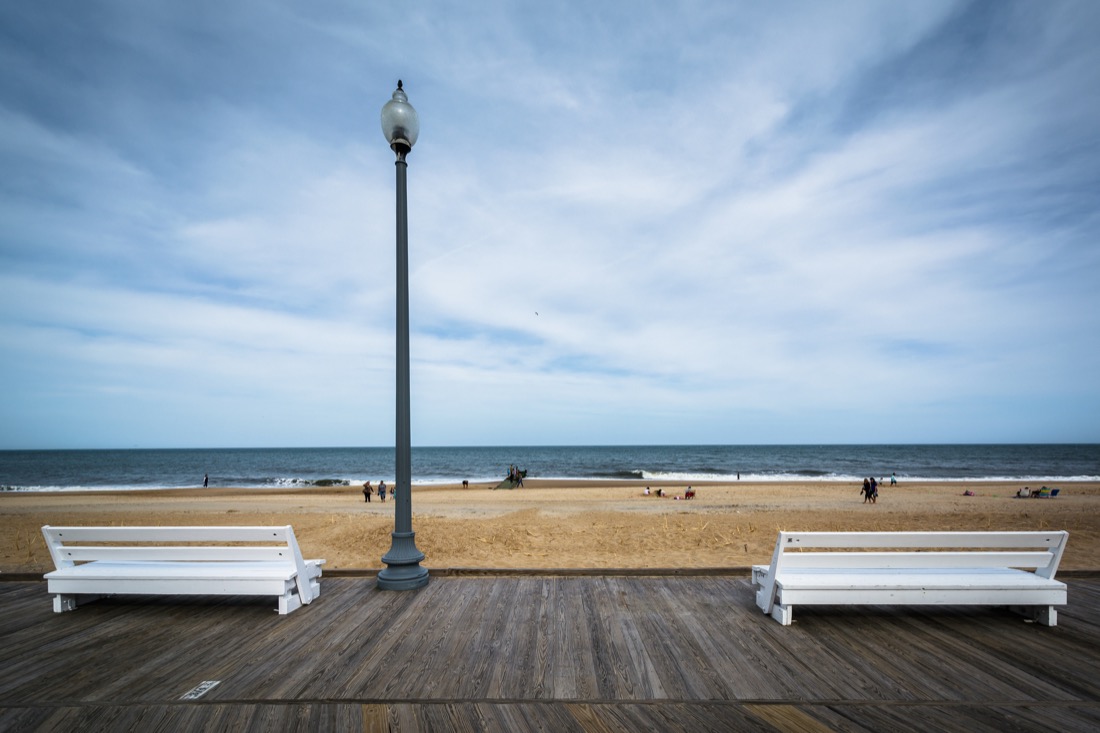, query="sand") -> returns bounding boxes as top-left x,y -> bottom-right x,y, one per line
4,480 -> 1099,573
